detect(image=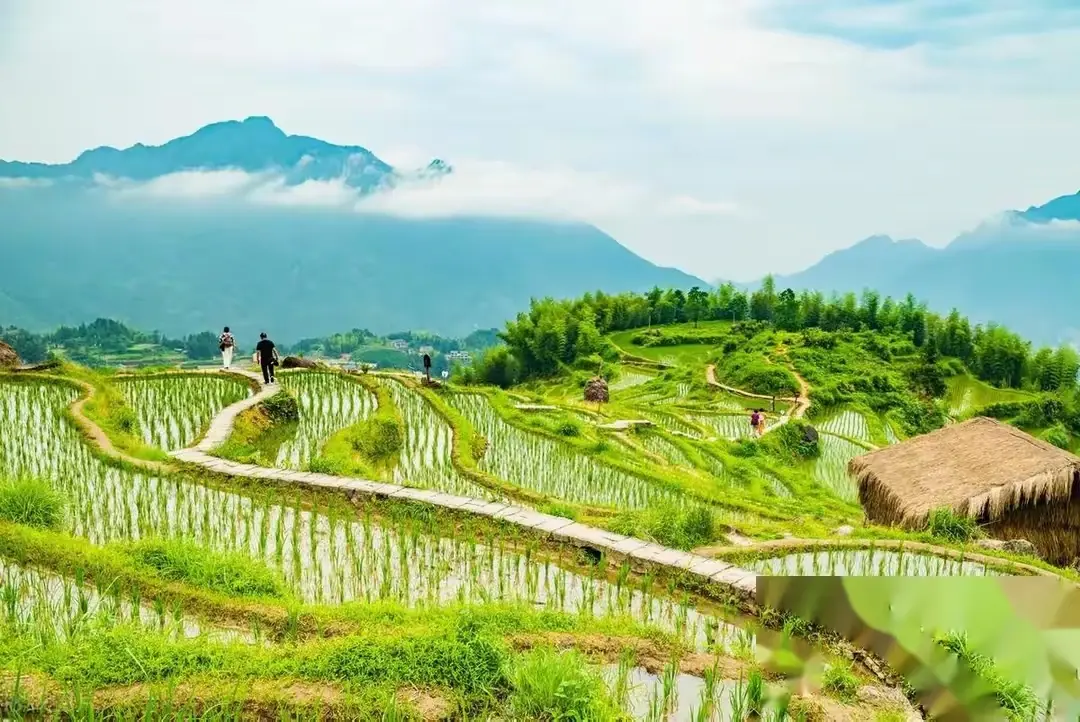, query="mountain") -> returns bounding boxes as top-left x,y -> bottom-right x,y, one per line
0,115 -> 449,191
760,192 -> 1080,346
0,118 -> 703,340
